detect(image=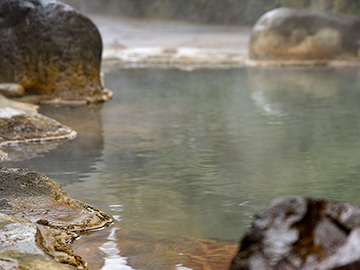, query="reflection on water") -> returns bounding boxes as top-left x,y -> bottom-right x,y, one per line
98,228 -> 134,270
4,67 -> 360,269
72,224 -> 237,270
2,105 -> 104,186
